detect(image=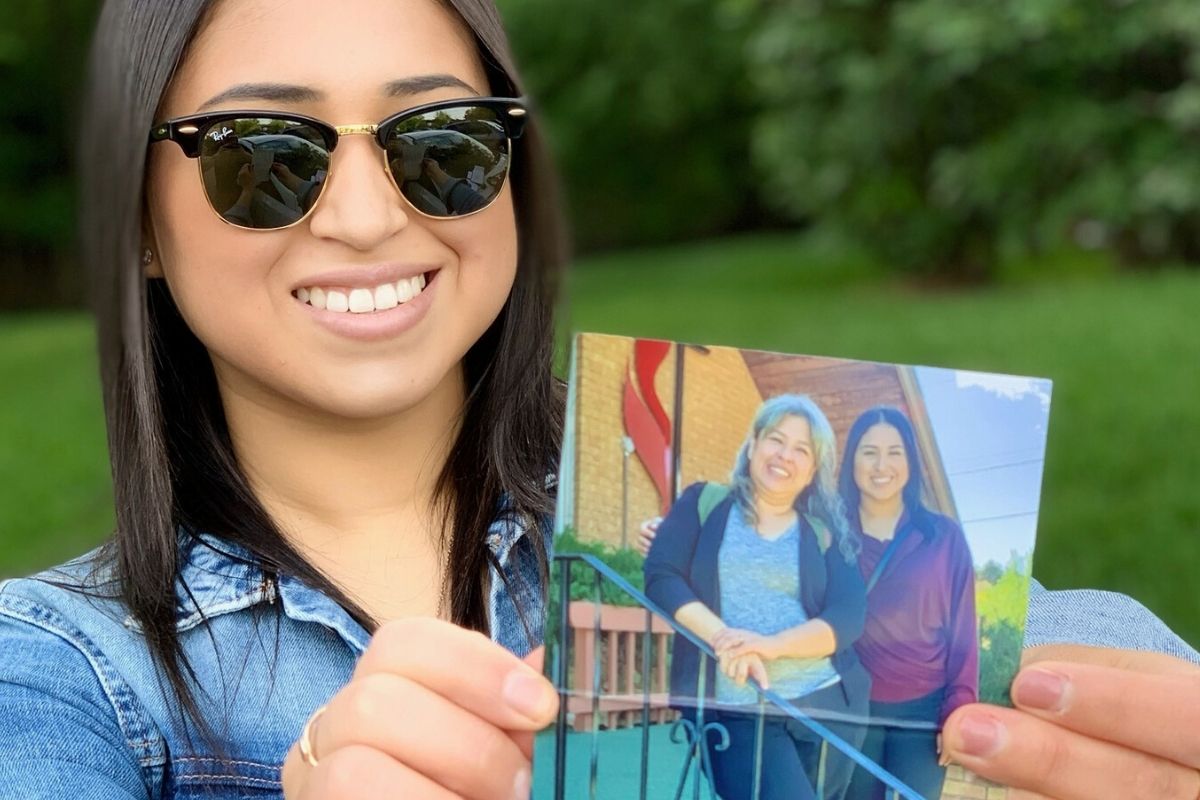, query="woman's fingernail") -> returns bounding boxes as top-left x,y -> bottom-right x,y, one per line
1014,668 -> 1069,713
503,669 -> 556,721
952,714 -> 1005,758
512,766 -> 531,800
